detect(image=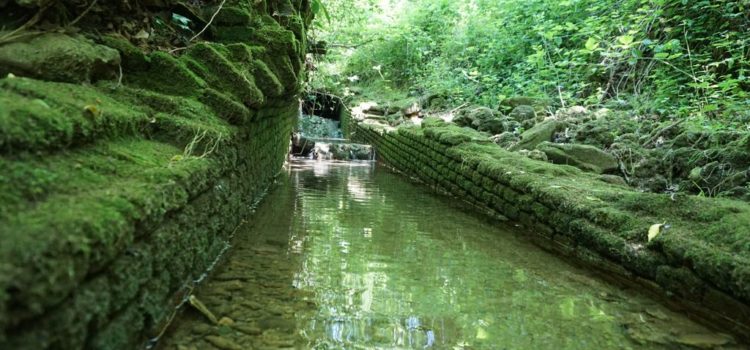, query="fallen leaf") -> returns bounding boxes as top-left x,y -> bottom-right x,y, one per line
134,29 -> 150,40
648,223 -> 663,242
